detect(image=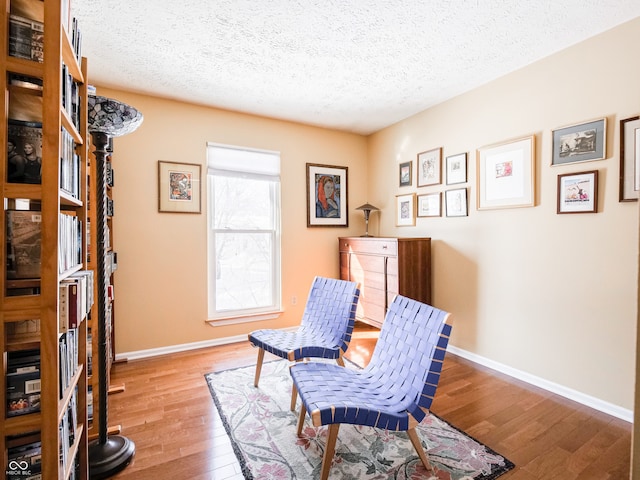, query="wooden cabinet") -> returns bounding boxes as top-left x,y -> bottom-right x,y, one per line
1,1 -> 90,477
339,237 -> 431,328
